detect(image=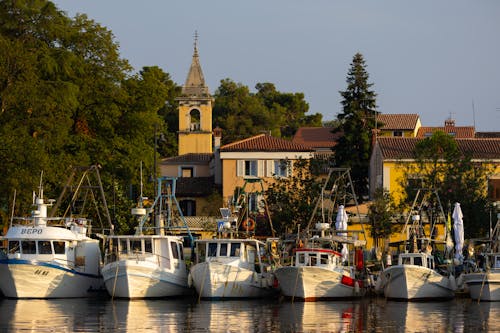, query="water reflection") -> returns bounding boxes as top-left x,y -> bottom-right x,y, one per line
1,296 -> 500,332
